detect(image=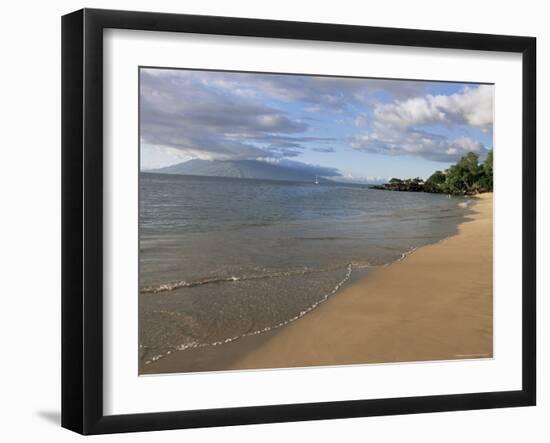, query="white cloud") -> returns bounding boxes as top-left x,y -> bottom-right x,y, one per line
352,85 -> 493,162
374,85 -> 493,130
351,129 -> 485,162
141,68 -> 493,166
